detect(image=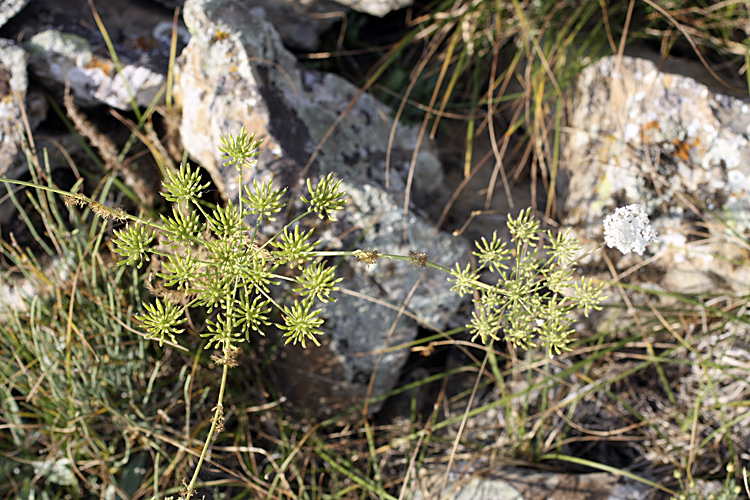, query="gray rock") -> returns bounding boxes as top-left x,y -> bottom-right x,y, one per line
25,30 -> 166,110
0,38 -> 48,183
10,0 -> 187,111
176,0 -> 470,414
0,38 -> 28,179
560,54 -> 750,296
244,0 -> 344,51
149,0 -> 342,51
423,478 -> 523,500
272,268 -> 420,413
414,468 -> 652,500
334,0 -> 413,17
